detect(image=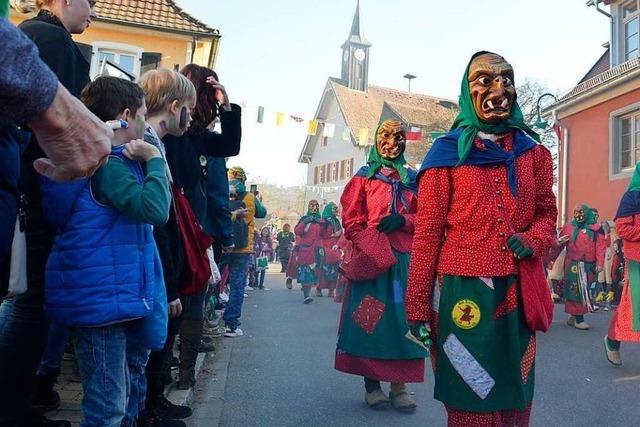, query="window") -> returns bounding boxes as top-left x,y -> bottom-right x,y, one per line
314,166 -> 319,185
331,162 -> 339,182
90,42 -> 143,79
318,165 -> 325,184
611,107 -> 640,175
623,0 -> 640,61
345,158 -> 354,178
321,136 -> 328,147
340,160 -> 346,180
